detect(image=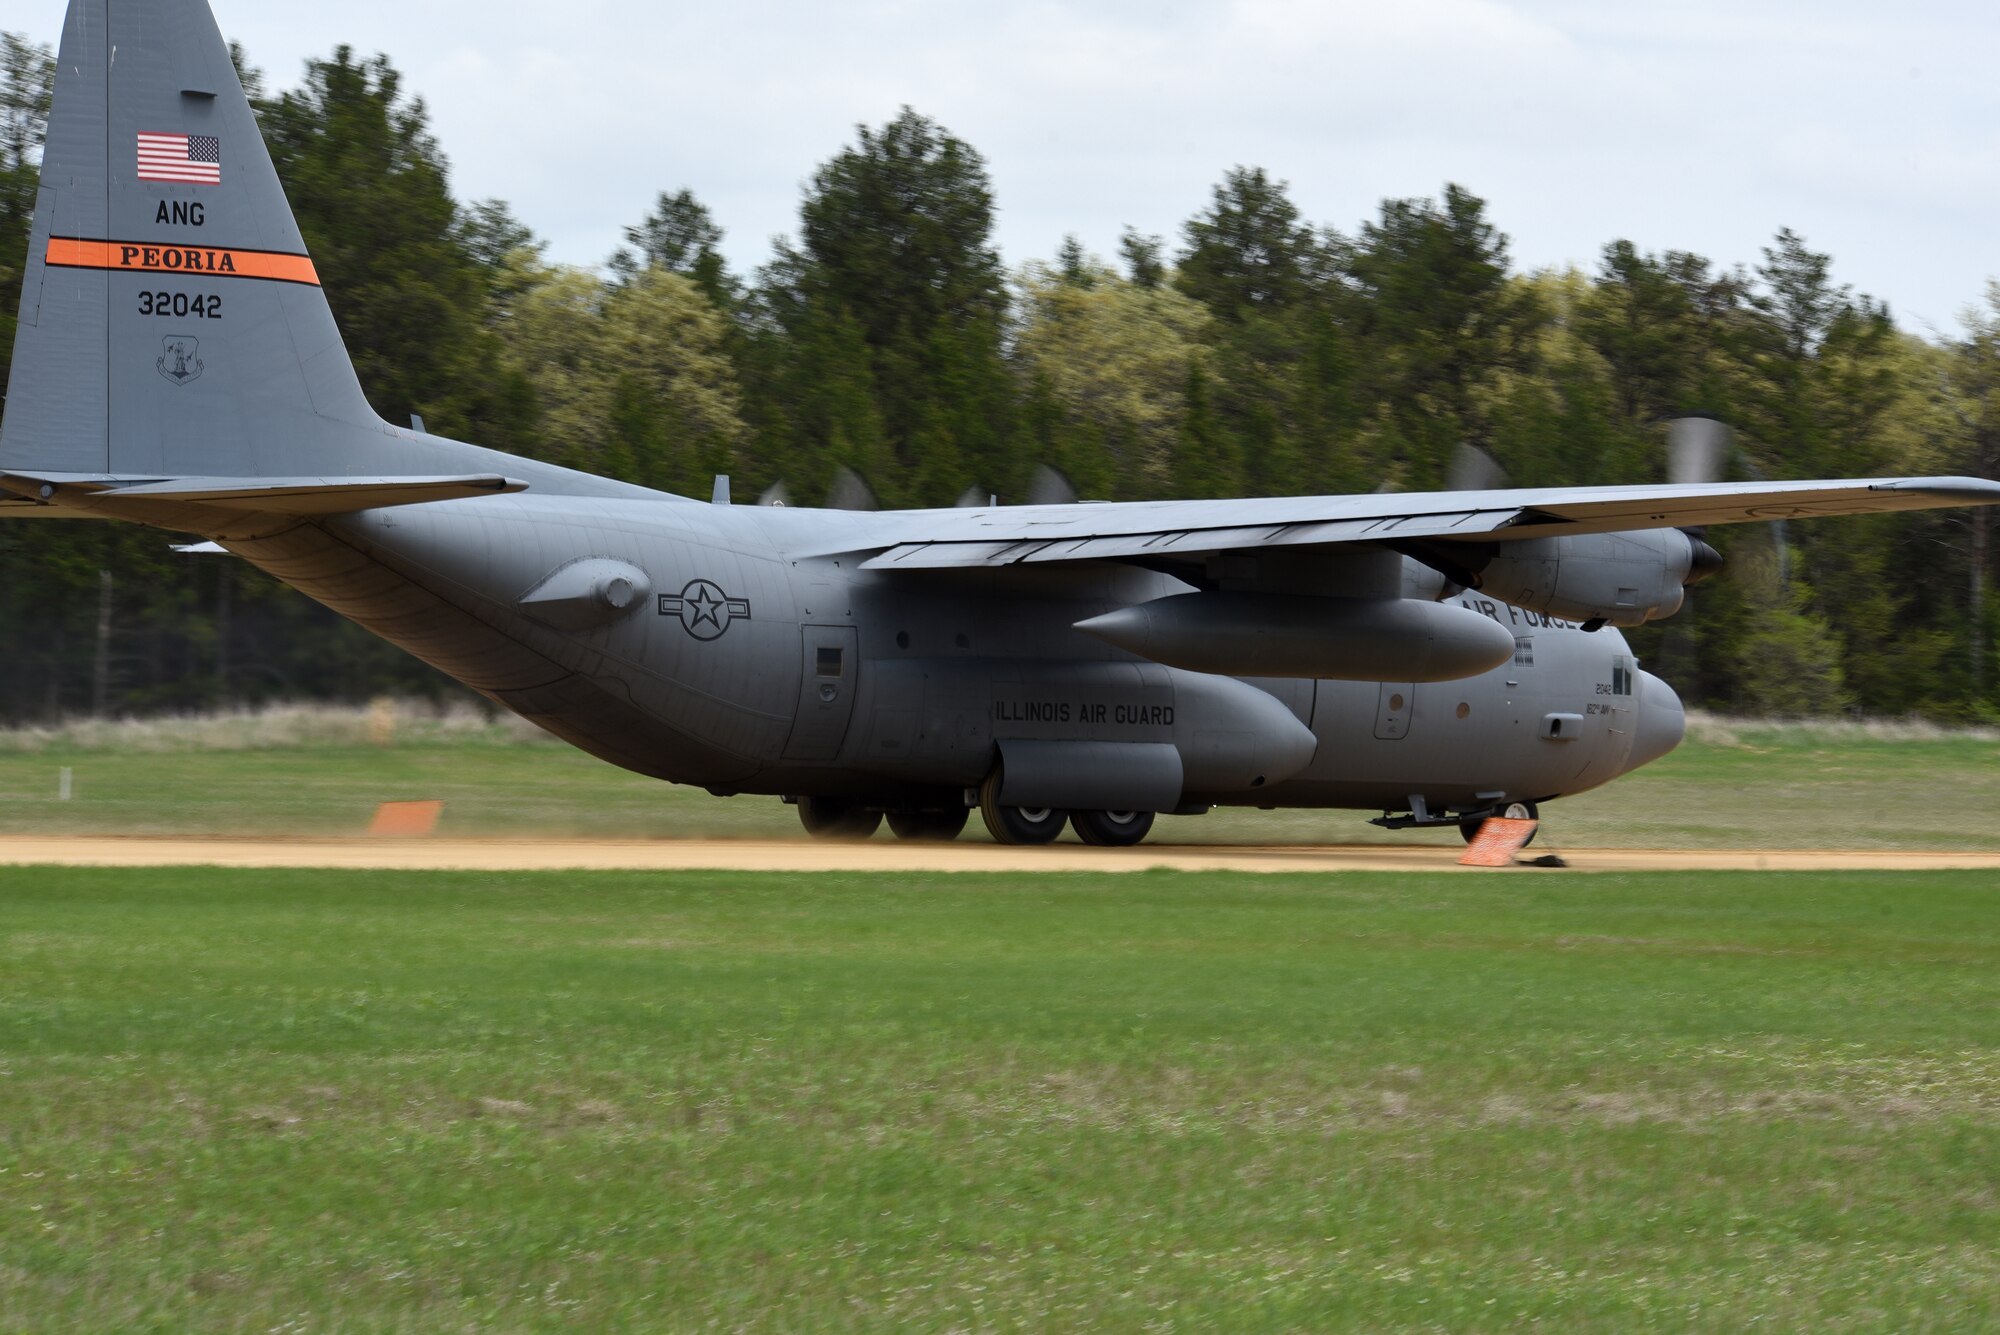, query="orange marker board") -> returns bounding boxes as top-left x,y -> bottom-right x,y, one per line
367,800 -> 444,837
1458,817 -> 1539,867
